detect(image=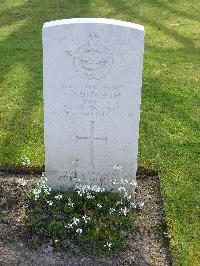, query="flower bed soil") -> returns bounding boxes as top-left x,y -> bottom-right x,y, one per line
0,170 -> 173,266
